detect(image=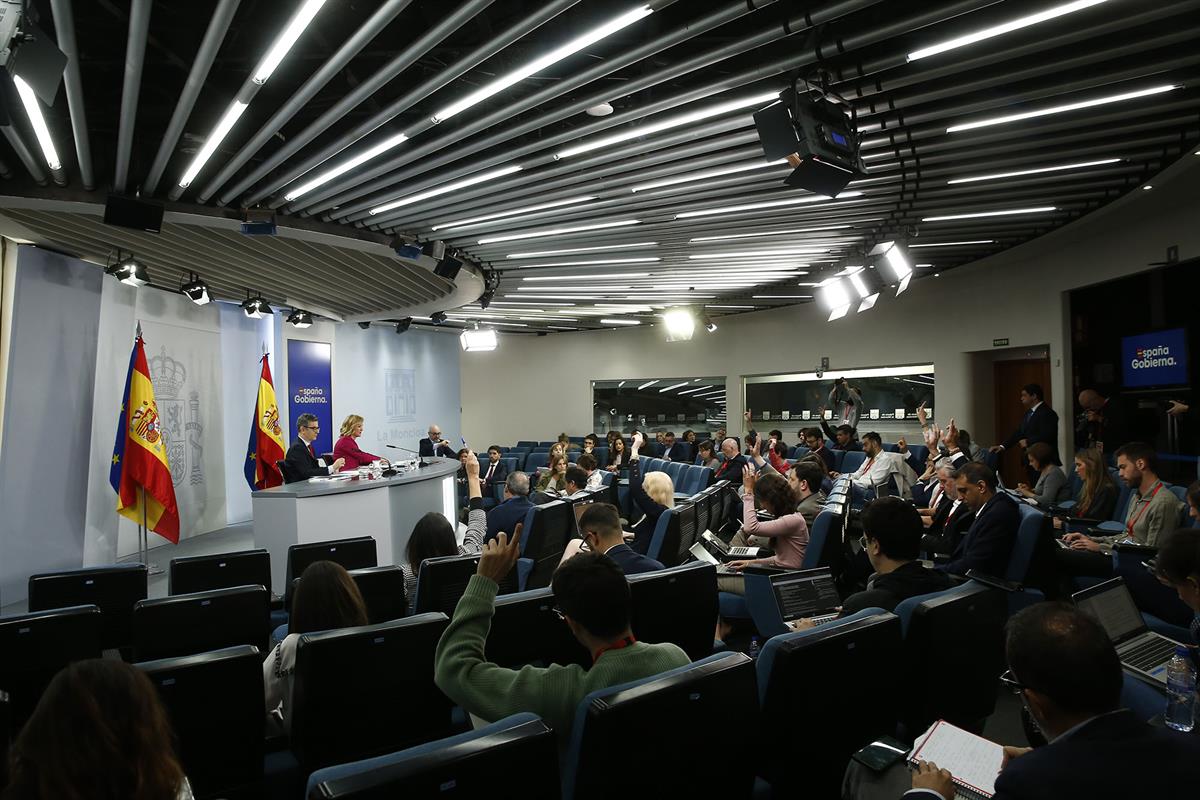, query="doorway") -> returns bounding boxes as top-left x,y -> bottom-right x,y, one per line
993,358 -> 1053,488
